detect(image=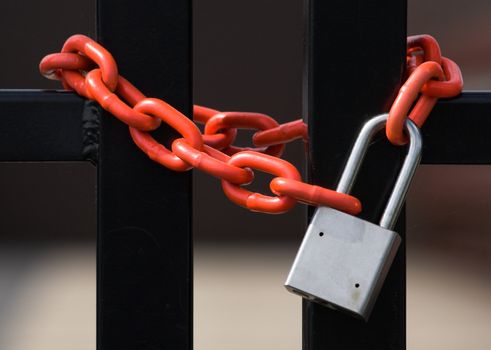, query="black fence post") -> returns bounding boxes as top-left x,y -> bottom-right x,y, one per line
304,0 -> 407,349
96,1 -> 192,349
